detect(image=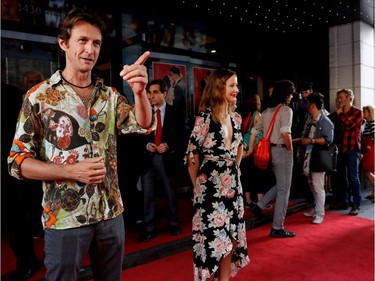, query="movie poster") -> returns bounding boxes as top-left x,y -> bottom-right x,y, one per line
192,66 -> 215,113
152,62 -> 189,119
